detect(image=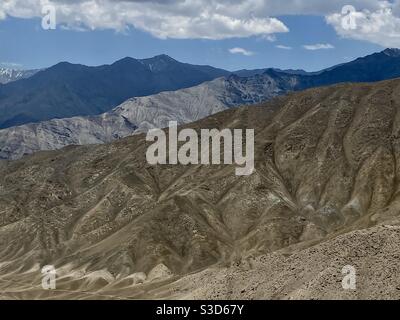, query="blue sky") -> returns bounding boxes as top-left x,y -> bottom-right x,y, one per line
0,1 -> 393,71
